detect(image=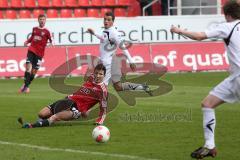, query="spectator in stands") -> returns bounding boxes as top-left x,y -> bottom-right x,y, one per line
161,0 -> 175,15
137,0 -> 153,16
